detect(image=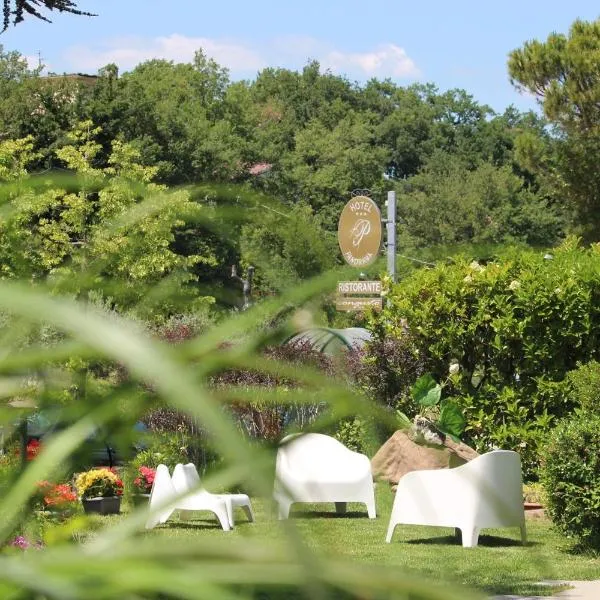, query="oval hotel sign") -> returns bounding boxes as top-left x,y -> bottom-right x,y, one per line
338,195 -> 382,267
